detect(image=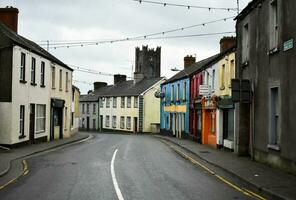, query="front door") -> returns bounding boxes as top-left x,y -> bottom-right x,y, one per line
29,104 -> 35,143
87,117 -> 90,131
100,115 -> 103,132
134,117 -> 138,133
